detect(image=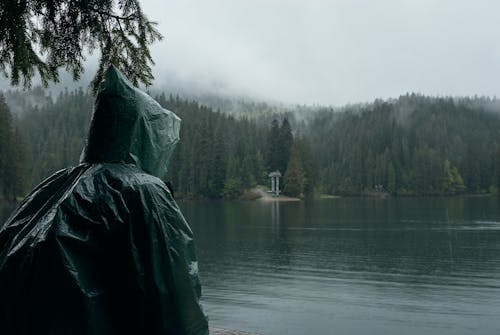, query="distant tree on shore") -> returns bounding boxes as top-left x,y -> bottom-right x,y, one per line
283,136 -> 316,198
278,118 -> 294,174
283,146 -> 304,197
266,119 -> 281,172
266,118 -> 293,175
0,93 -> 27,199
